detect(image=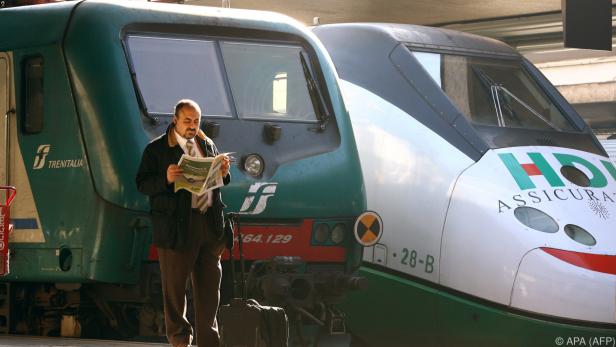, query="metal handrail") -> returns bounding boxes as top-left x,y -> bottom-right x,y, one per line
3,110 -> 12,186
